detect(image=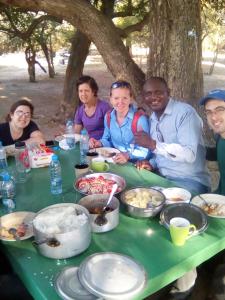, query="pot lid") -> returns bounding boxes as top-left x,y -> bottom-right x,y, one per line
54,266 -> 98,300
78,252 -> 147,300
